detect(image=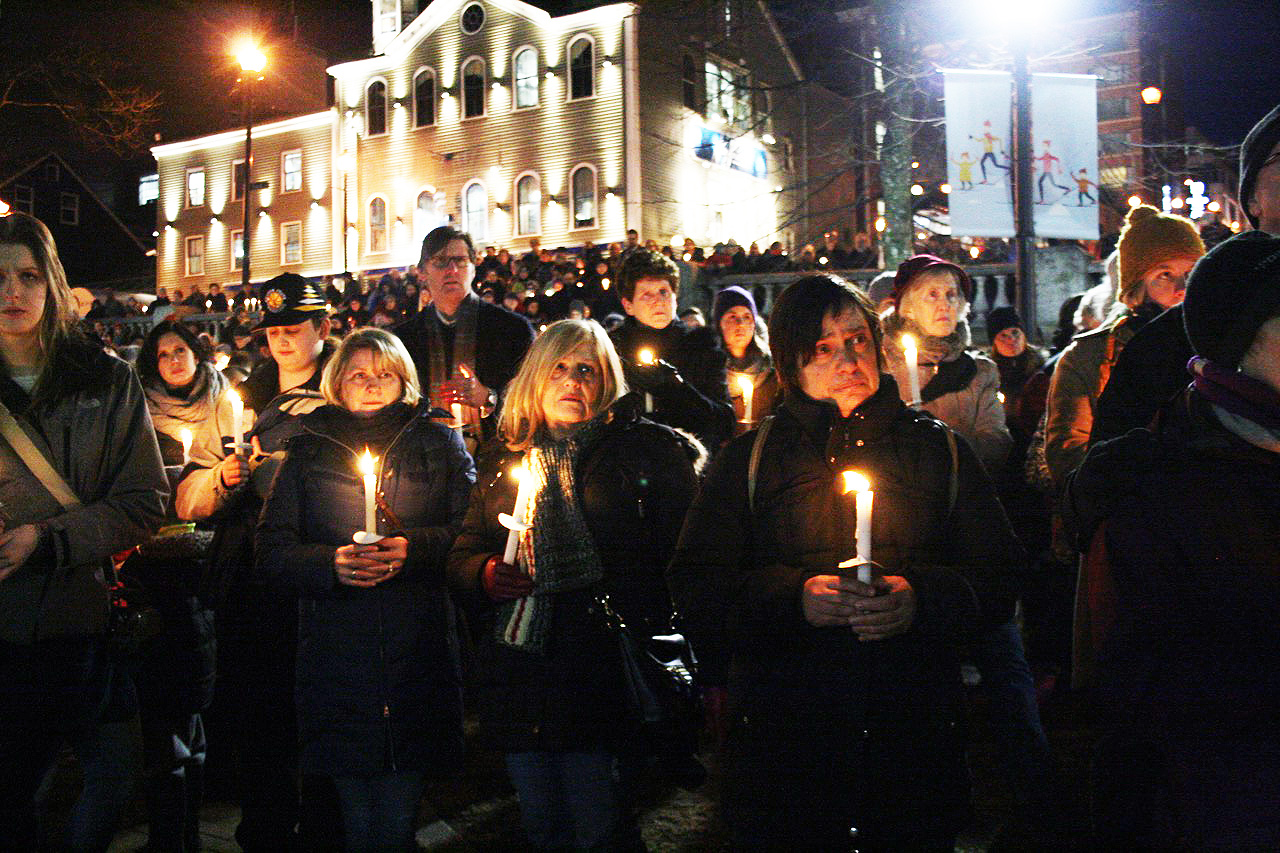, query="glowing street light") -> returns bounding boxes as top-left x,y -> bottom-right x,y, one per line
1140,86 -> 1163,105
